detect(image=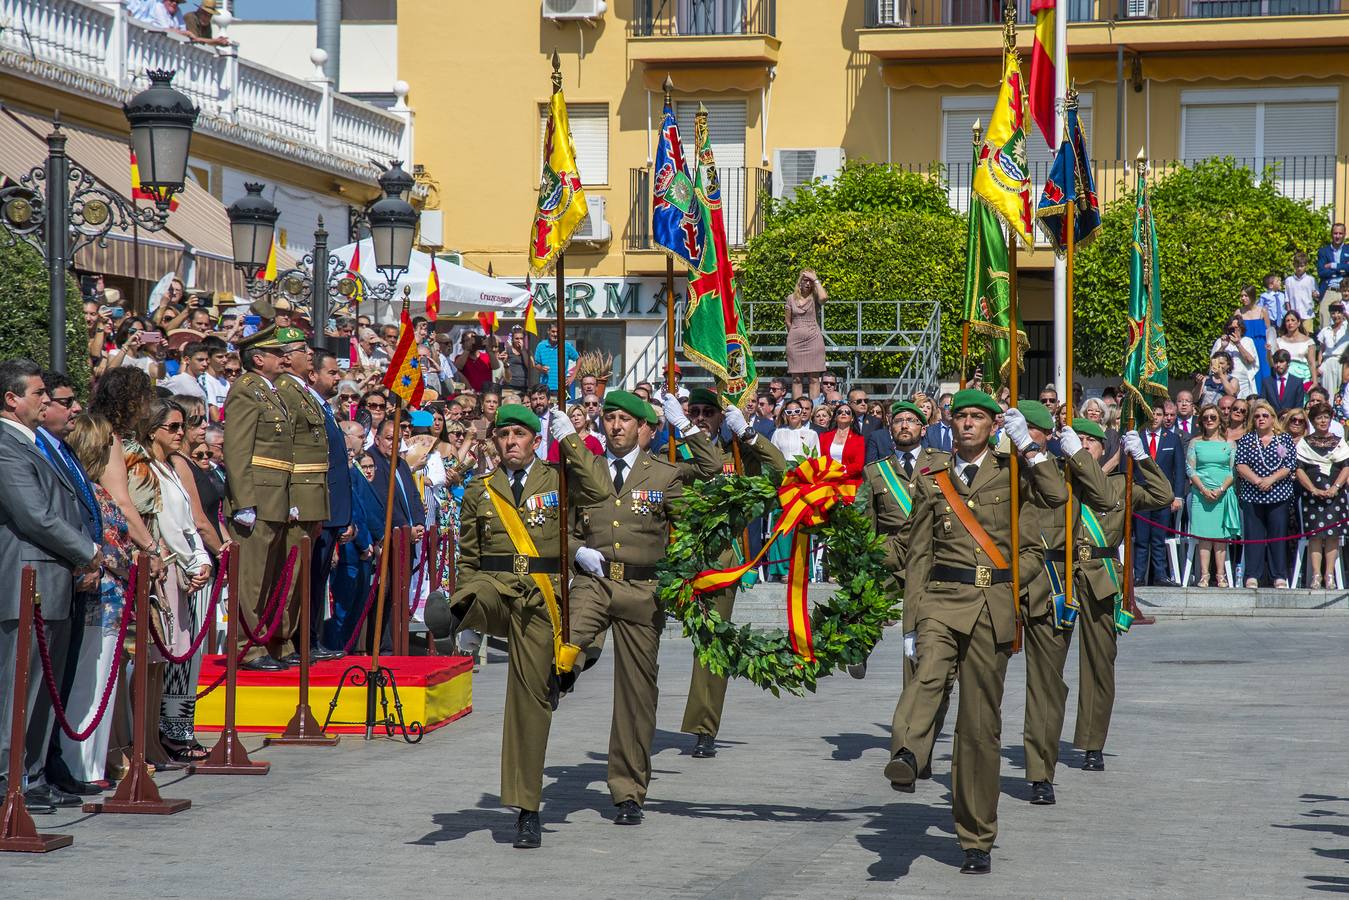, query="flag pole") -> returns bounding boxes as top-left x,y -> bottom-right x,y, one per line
1002,0 -> 1023,654
663,75 -> 679,465
1122,147 -> 1145,622
1063,166 -> 1076,625
1051,0 -> 1069,402
551,52 -> 573,645
962,119 -> 981,391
